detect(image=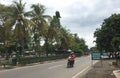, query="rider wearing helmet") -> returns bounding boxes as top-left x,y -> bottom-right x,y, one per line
69,52 -> 76,65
